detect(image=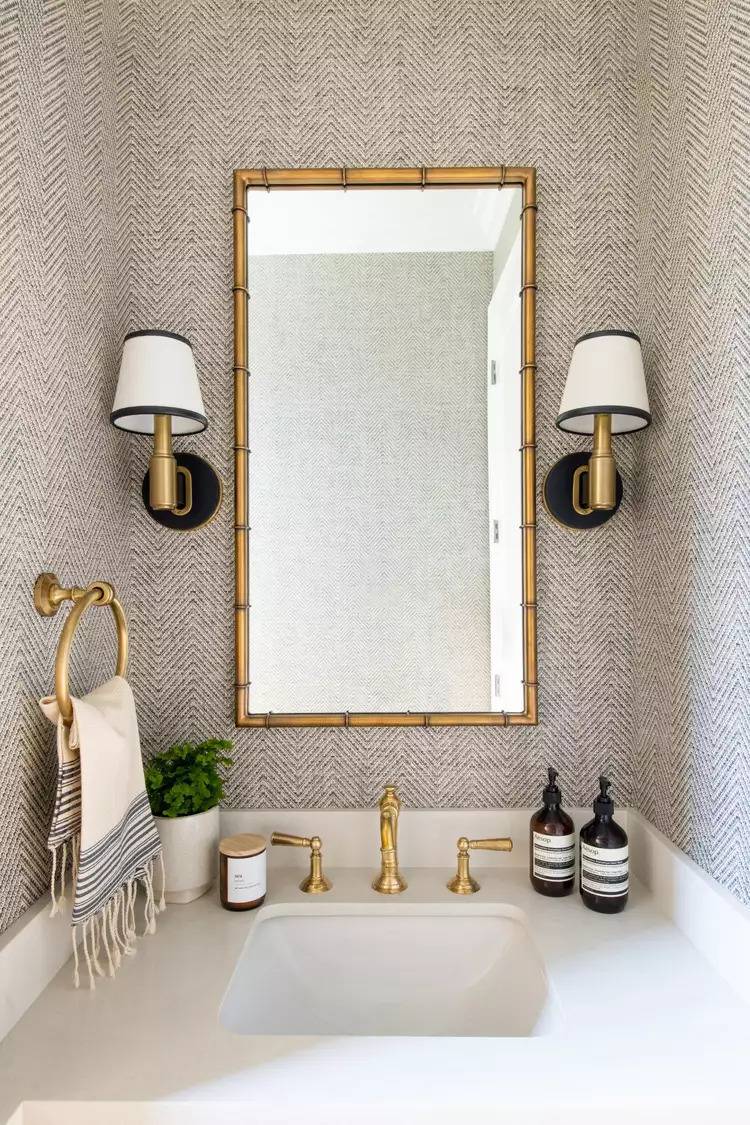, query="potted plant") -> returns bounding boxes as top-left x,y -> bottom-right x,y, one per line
145,738 -> 233,904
